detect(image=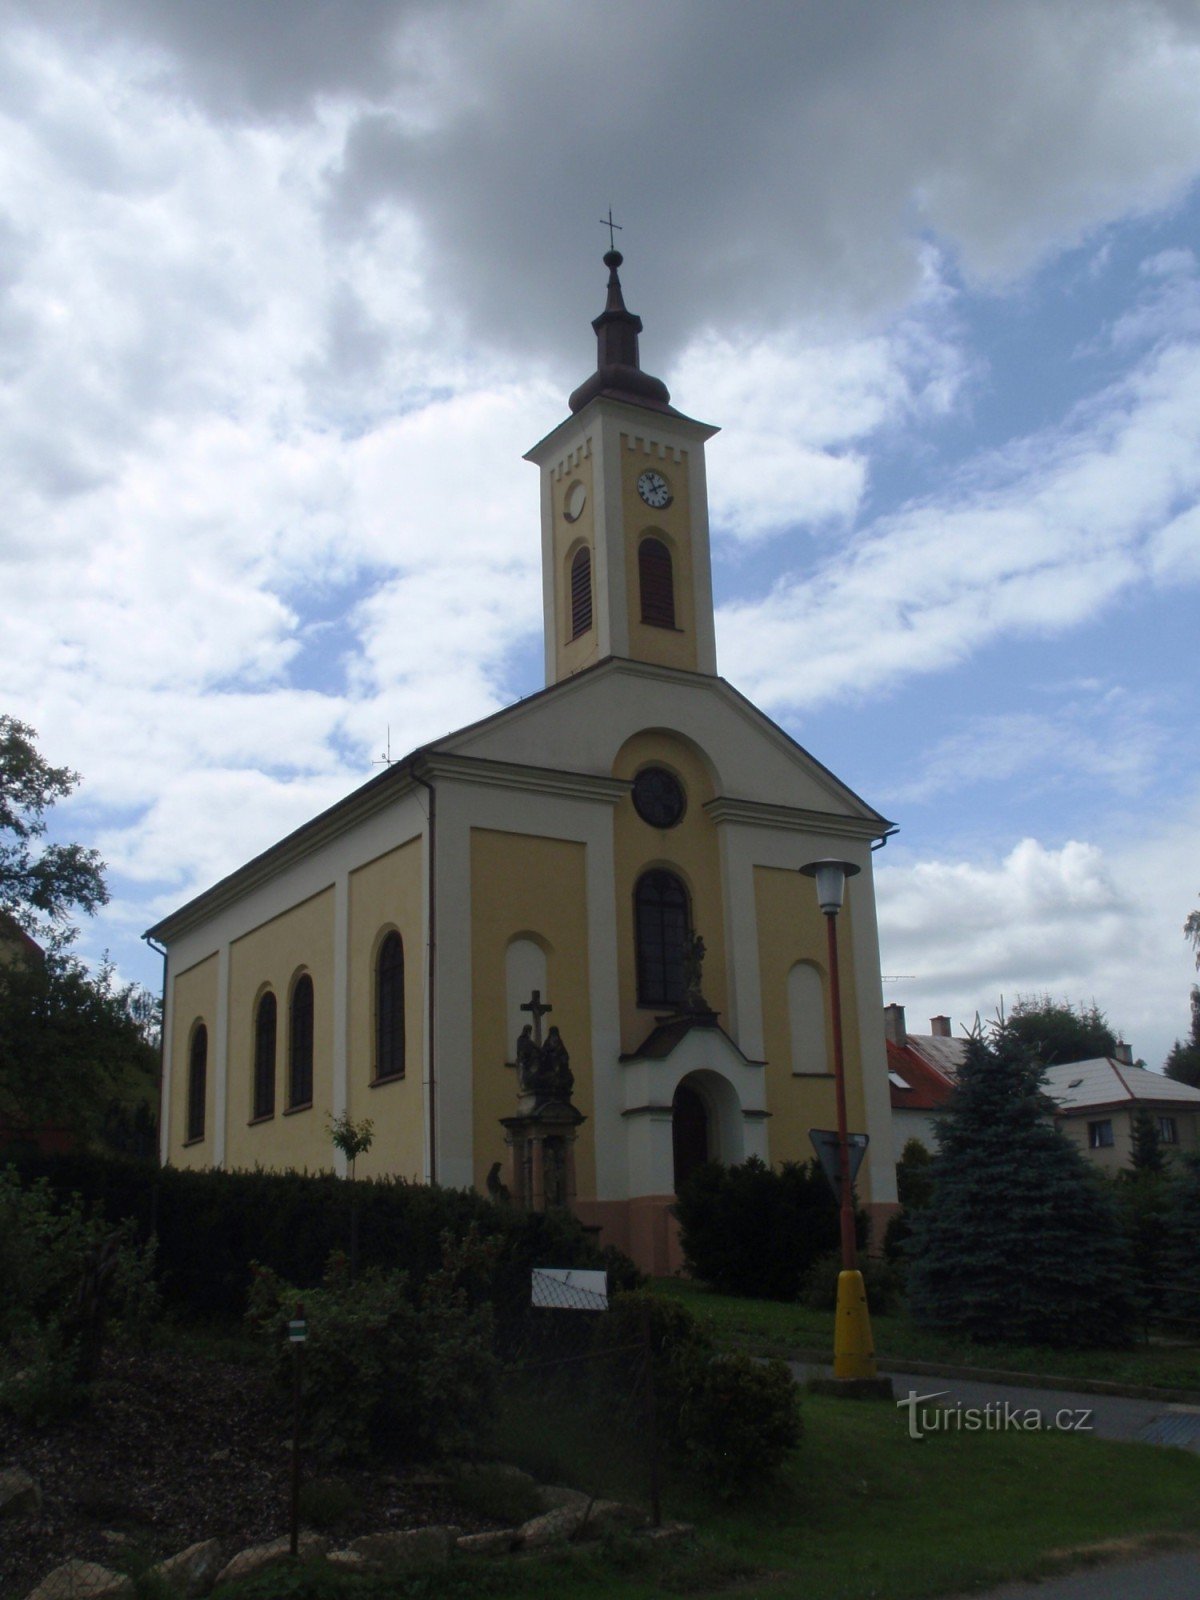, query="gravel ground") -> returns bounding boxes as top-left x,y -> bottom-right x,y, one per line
0,1344 -> 495,1599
